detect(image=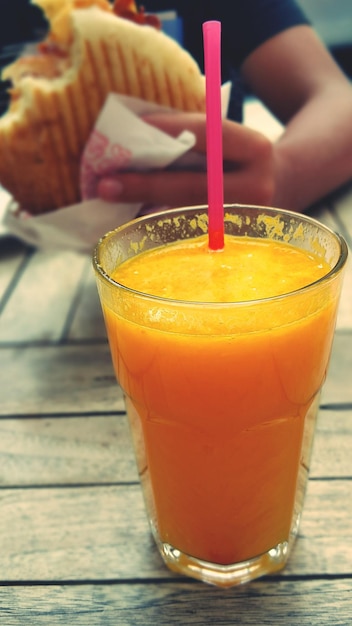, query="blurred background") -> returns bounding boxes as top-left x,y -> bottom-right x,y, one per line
0,0 -> 352,115
297,0 -> 352,76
